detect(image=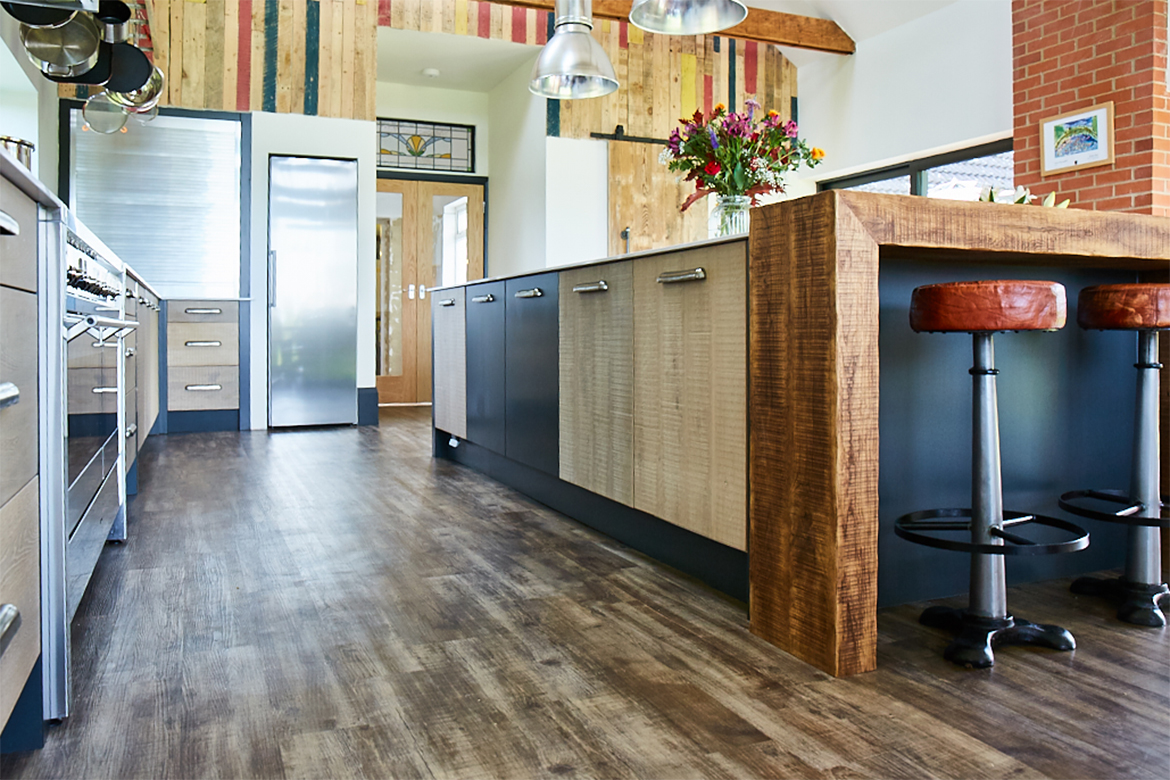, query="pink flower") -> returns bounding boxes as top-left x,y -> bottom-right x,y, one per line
783,120 -> 799,138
